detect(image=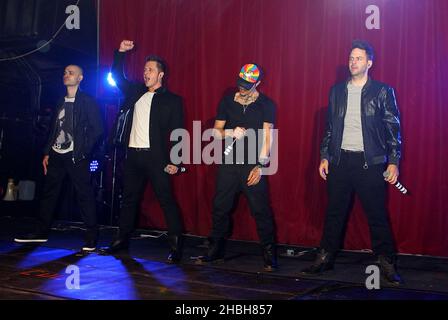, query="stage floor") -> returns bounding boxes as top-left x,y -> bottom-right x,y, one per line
0,216 -> 447,300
